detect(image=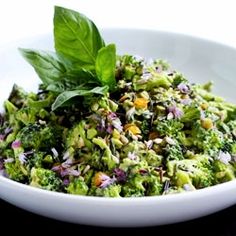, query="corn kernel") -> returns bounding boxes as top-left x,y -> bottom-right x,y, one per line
94,172 -> 105,187
201,103 -> 208,110
124,123 -> 141,135
134,98 -> 149,109
201,118 -> 213,129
